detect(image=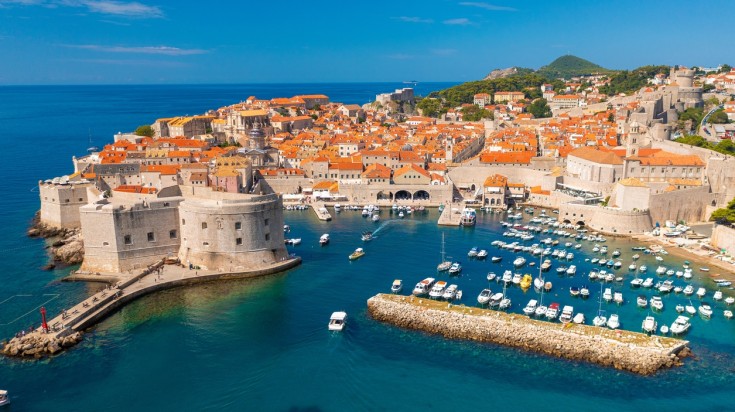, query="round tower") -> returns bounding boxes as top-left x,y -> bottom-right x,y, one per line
249,122 -> 265,150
